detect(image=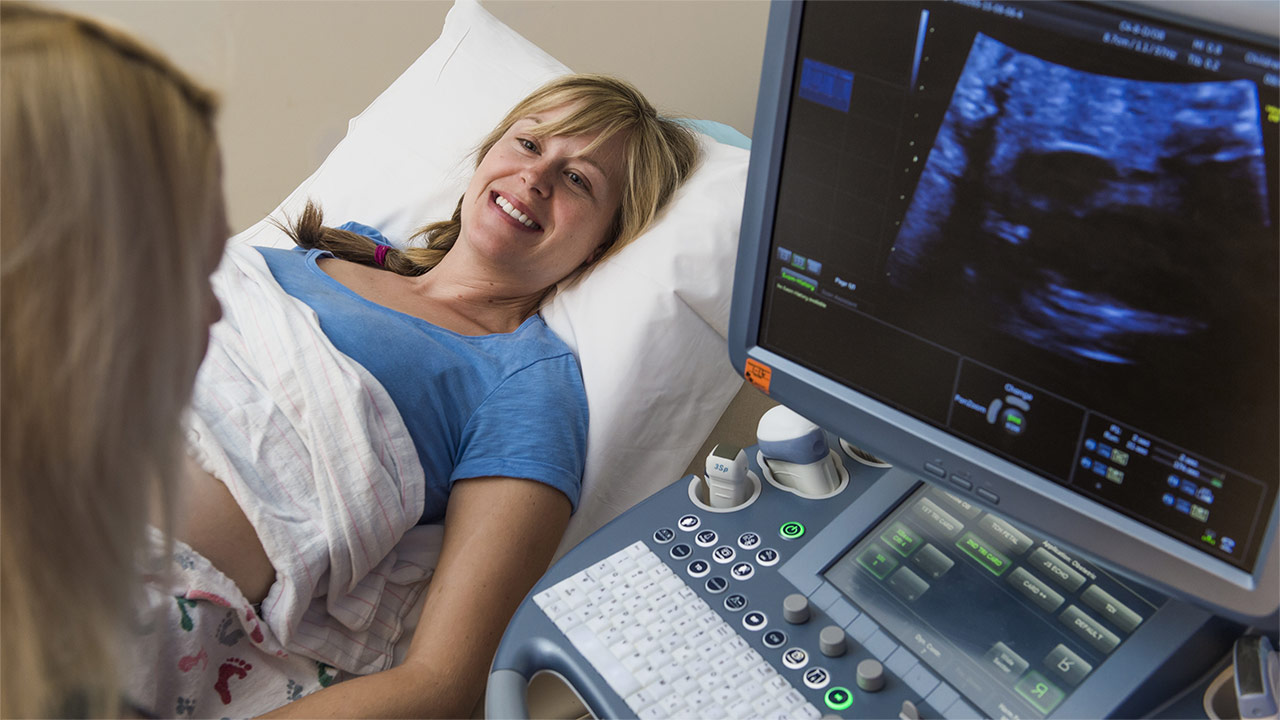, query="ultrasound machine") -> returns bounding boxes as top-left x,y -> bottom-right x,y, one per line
488,2 -> 1280,718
